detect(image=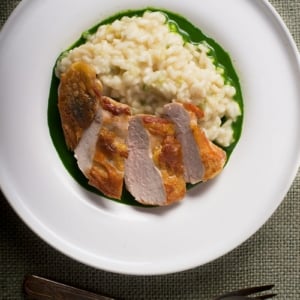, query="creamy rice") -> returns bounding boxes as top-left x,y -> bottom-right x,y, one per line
56,11 -> 241,147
